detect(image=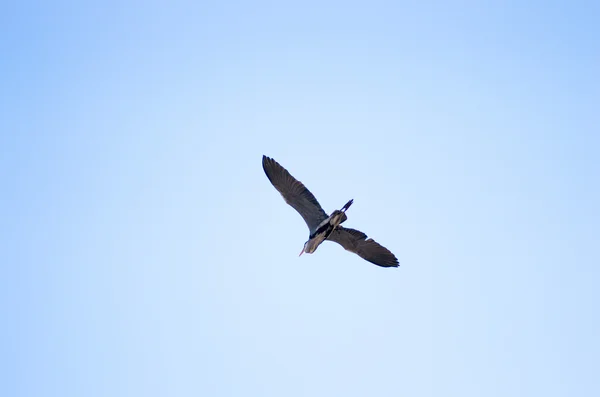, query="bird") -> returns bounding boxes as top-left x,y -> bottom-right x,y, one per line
262,155 -> 399,268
